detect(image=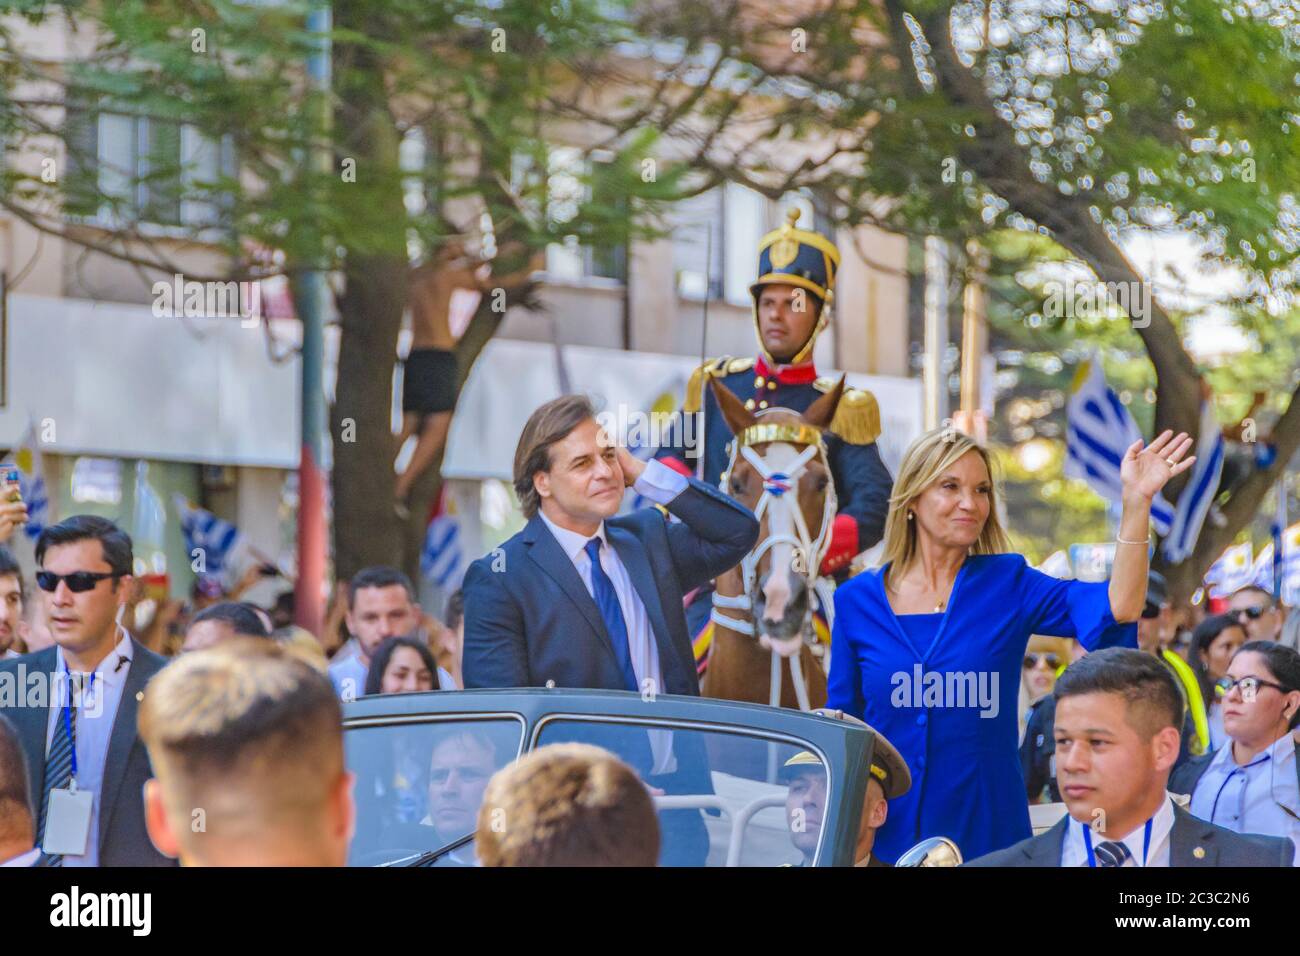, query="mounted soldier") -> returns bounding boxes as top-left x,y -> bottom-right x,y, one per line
654,208 -> 893,658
